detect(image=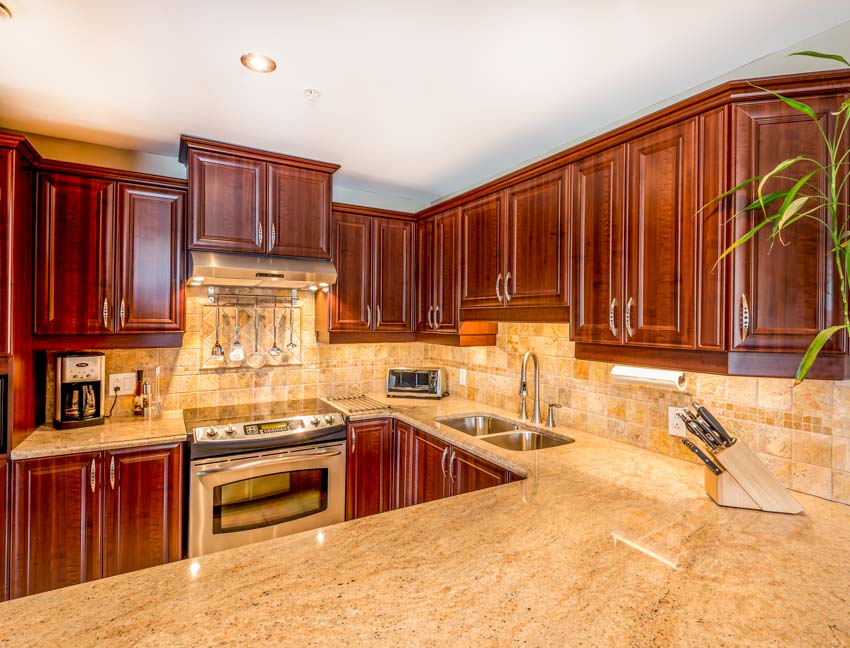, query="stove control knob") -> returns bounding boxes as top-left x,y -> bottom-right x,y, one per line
225,425 -> 236,436
310,416 -> 321,426
206,428 -> 218,439
324,414 -> 335,424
